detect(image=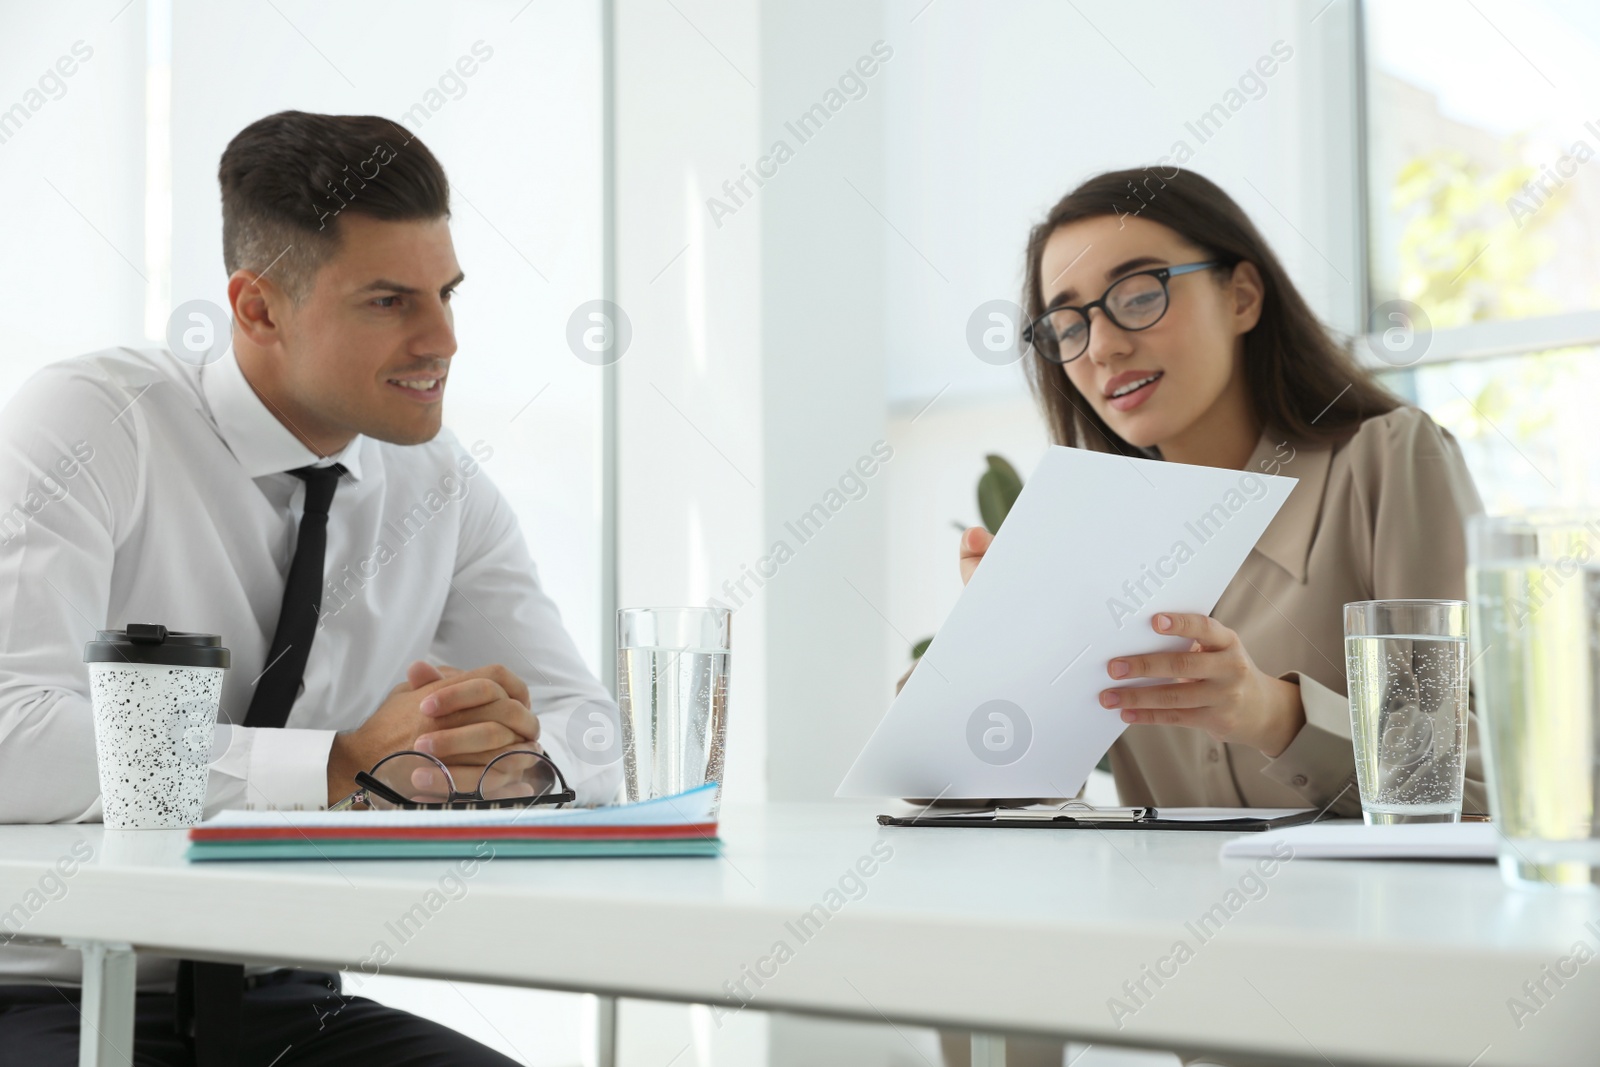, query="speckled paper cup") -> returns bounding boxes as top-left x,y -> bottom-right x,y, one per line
84,625 -> 230,830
